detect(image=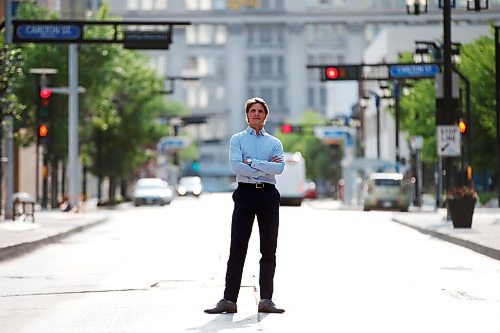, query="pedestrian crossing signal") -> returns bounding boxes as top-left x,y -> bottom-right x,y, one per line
458,119 -> 467,134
